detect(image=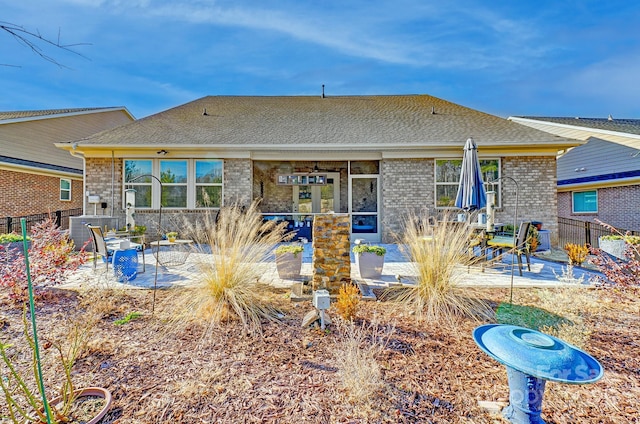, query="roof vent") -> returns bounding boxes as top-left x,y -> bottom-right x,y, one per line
431,106 -> 435,114
202,108 -> 208,116
321,84 -> 325,98
608,114 -> 613,121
